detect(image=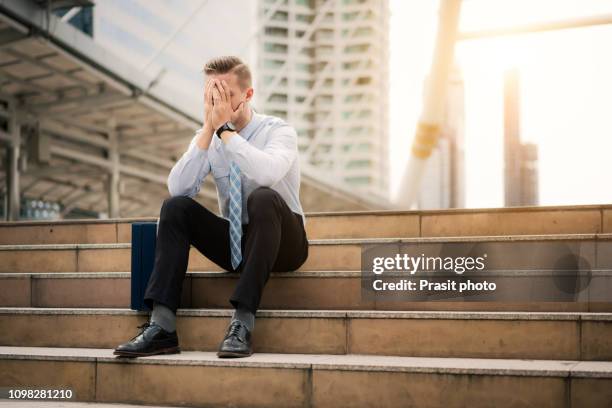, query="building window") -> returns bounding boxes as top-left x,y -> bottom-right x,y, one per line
295,63 -> 312,72
345,176 -> 372,185
265,60 -> 284,69
265,27 -> 288,37
346,159 -> 372,169
54,6 -> 94,36
271,11 -> 289,21
264,43 -> 288,53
